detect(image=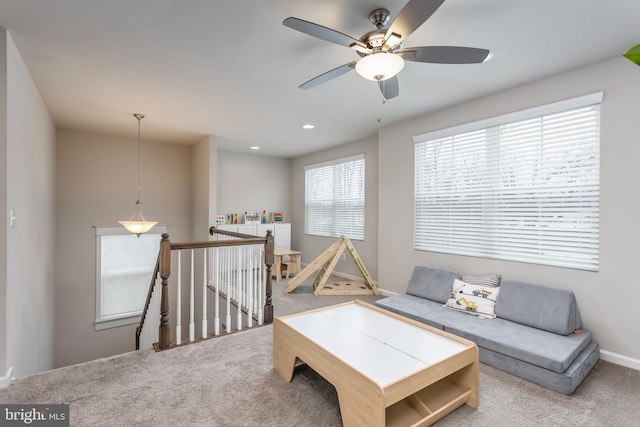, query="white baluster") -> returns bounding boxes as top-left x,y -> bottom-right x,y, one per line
176,251 -> 182,346
252,244 -> 258,314
237,245 -> 243,330
189,249 -> 195,342
202,248 -> 208,338
224,245 -> 230,295
258,253 -> 264,325
226,244 -> 232,333
247,245 -> 254,328
214,246 -> 220,336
